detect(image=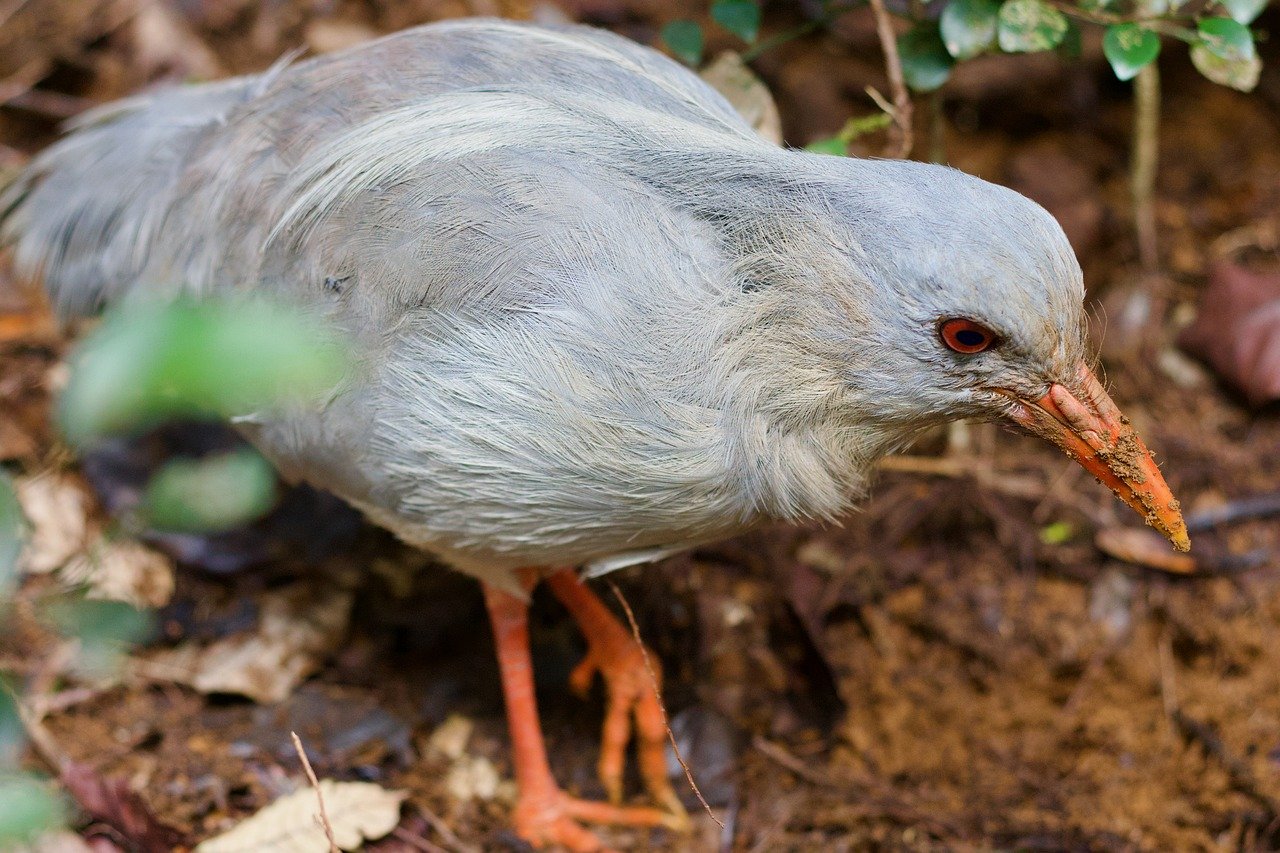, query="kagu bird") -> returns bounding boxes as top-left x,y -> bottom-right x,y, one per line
1,18 -> 1189,851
